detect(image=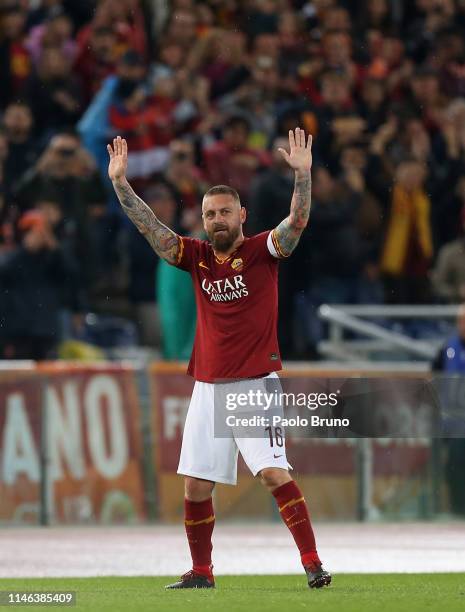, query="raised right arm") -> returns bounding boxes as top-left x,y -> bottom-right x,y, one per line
113,176 -> 180,264
108,136 -> 180,265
